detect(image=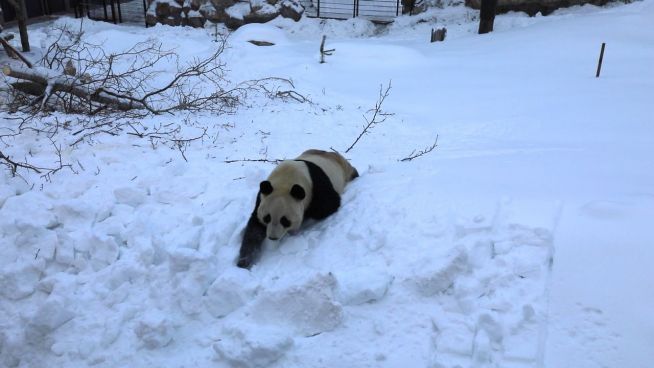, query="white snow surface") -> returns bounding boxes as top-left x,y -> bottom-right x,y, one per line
1,2 -> 654,367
